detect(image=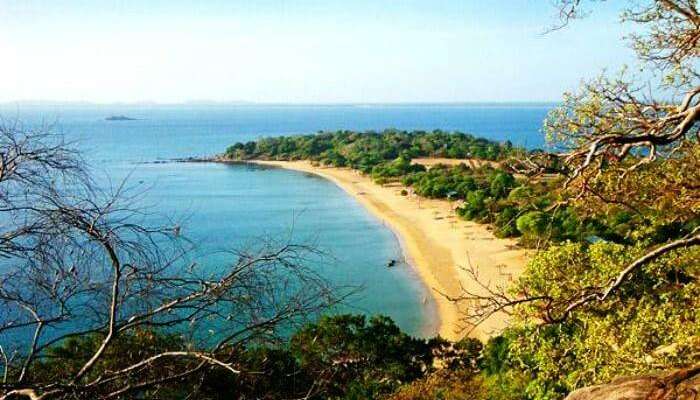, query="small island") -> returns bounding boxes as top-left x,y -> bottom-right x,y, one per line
105,115 -> 137,121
